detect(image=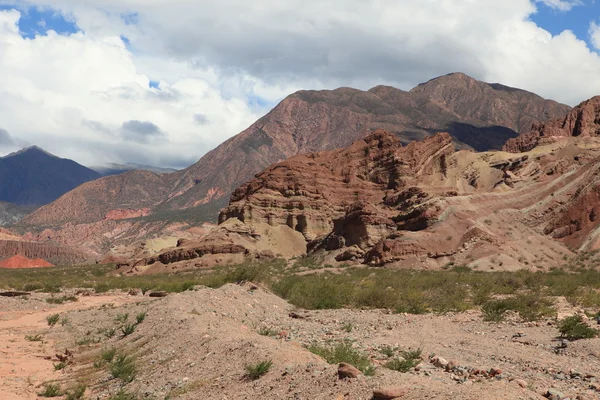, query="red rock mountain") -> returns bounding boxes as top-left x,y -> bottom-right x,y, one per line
0,254 -> 53,269
503,96 -> 600,152
18,73 -> 570,258
138,109 -> 600,272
